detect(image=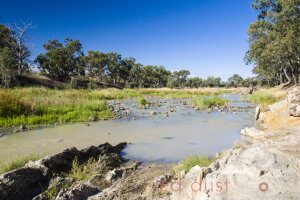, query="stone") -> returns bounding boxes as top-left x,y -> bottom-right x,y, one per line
105,168 -> 123,182
240,127 -> 267,140
150,111 -> 157,115
33,177 -> 74,200
0,167 -> 49,200
287,87 -> 300,117
0,142 -> 127,200
56,182 -> 100,200
152,172 -> 172,188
